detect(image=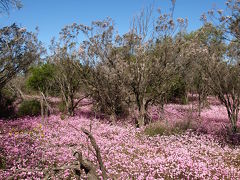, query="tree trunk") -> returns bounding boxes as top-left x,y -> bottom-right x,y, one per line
190,92 -> 194,116
45,105 -> 49,119
110,114 -> 116,124
40,91 -> 52,116
227,107 -> 238,134
183,92 -> 188,104
198,93 -> 201,117
70,94 -> 74,116
231,111 -> 238,134
16,87 -> 25,100
138,98 -> 146,127
66,95 -> 74,116
40,96 -> 44,123
159,103 -> 165,120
